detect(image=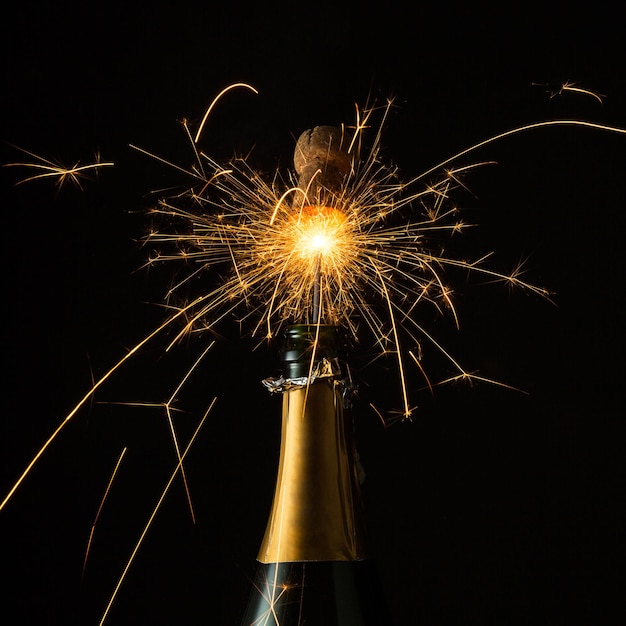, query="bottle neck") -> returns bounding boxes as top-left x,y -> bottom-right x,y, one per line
258,377 -> 368,563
